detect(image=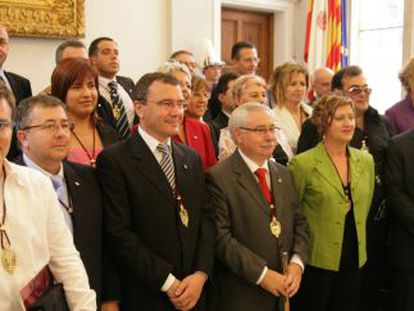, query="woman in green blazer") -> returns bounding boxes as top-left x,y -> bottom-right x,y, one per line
289,95 -> 374,311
